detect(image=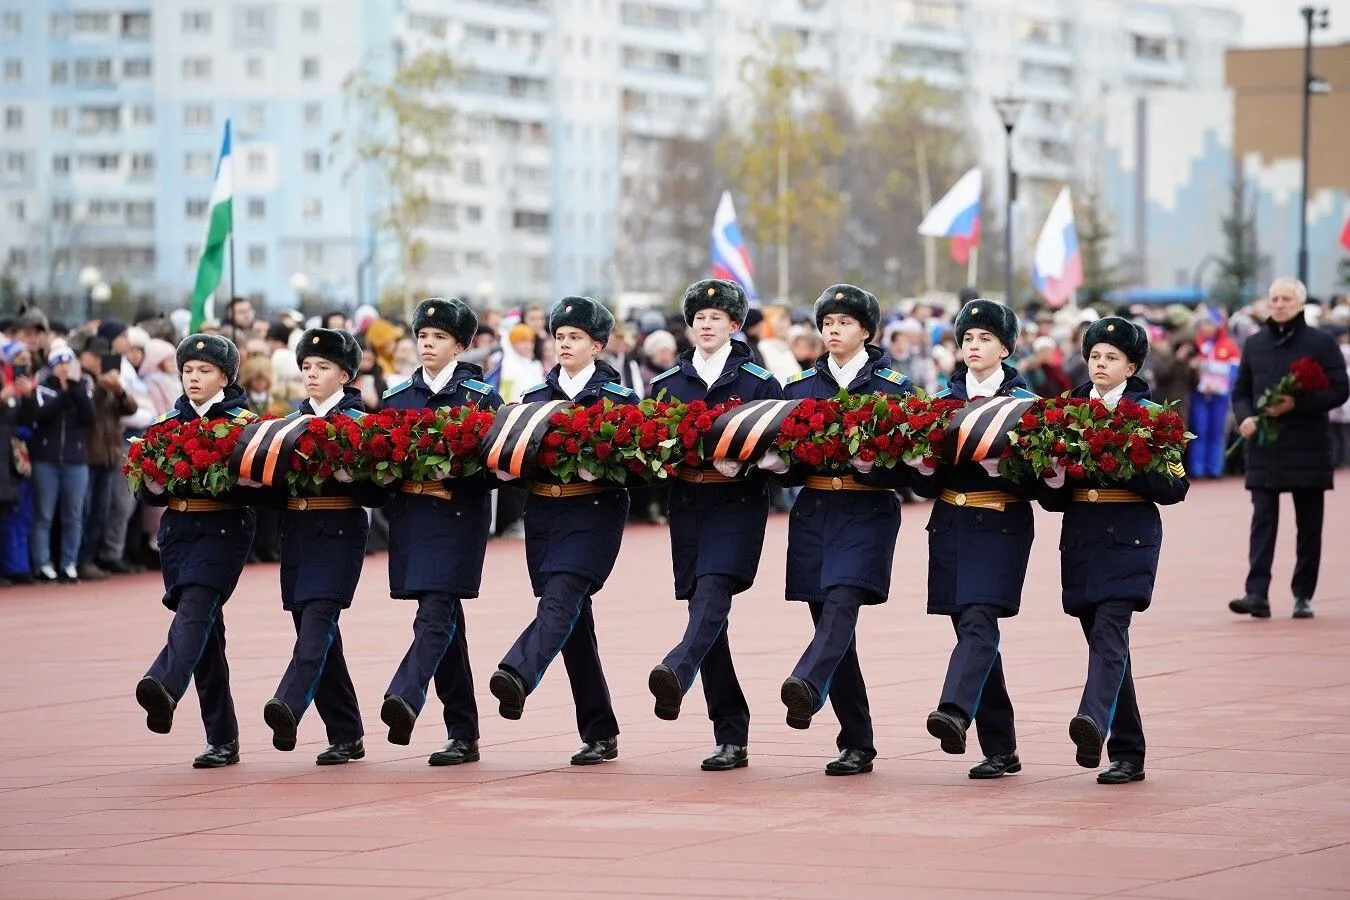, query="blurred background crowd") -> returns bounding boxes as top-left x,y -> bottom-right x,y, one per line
1,287 -> 1347,588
